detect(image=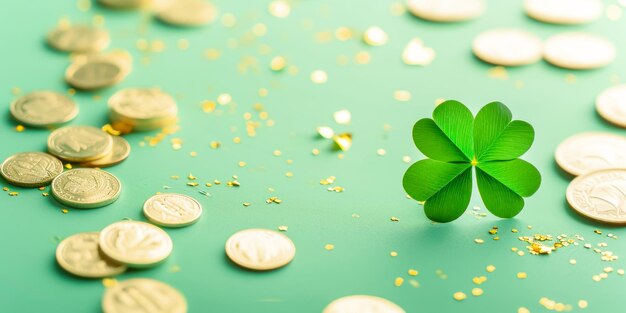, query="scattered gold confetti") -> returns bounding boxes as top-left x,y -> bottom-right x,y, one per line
618,269 -> 625,275
408,269 -> 418,276
333,133 -> 353,151
312,148 -> 320,156
285,172 -> 293,177
102,278 -> 117,288
408,279 -> 419,288
569,259 -> 577,265
266,196 -> 282,204
333,109 -> 351,125
320,176 -> 336,185
243,202 -> 251,207
278,225 -> 288,231
517,272 -> 527,279
363,26 -> 388,46
186,182 -> 199,187
402,156 -> 411,163
390,216 -> 399,222
518,308 -> 530,313
394,277 -> 404,287
393,90 -> 411,102
270,56 -> 286,71
217,93 -> 232,105
471,288 -> 483,297
488,66 -> 508,80
402,38 -> 435,66
607,4 -> 623,20
327,186 -> 345,193
269,0 -> 290,18
325,244 -> 334,251
317,126 -> 335,139
376,149 -> 386,156
578,300 -> 588,309
453,292 -> 467,301
390,251 -> 398,257
15,125 -> 25,132
472,276 -> 487,285
238,161 -> 247,167
335,27 -> 353,41
486,265 -> 496,273
8,191 -> 18,196
310,70 -> 328,84
61,208 -> 69,214
210,141 -> 221,149
187,173 -> 197,180
474,238 -> 484,244
355,51 -> 371,64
